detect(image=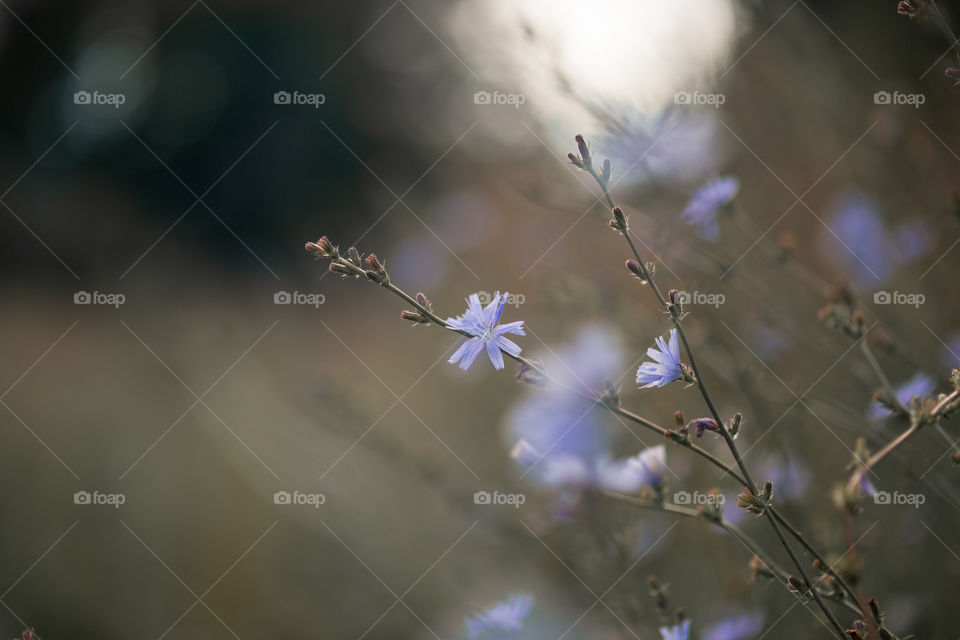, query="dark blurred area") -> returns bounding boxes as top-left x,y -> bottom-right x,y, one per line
1,0 -> 959,638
